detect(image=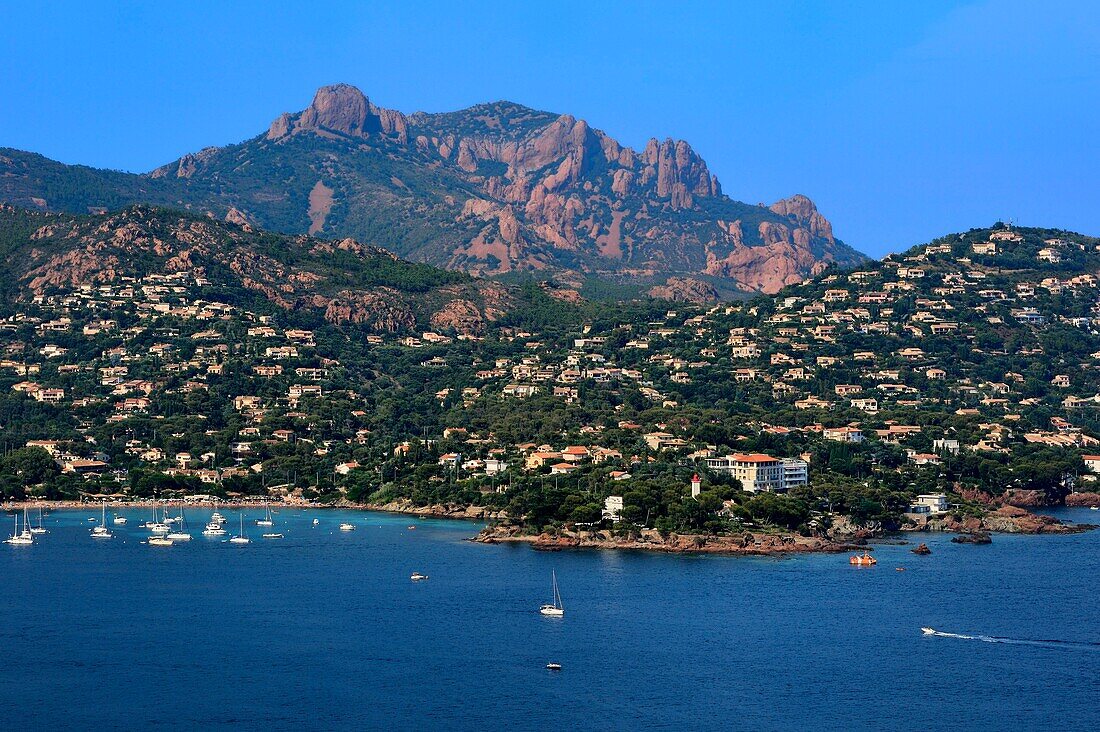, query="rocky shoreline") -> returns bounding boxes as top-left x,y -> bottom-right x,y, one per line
473,524 -> 861,556
901,505 -> 1094,535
